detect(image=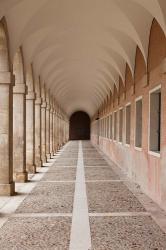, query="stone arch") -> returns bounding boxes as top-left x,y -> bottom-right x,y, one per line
25,63 -> 36,173
13,47 -> 25,84
41,83 -> 46,101
0,17 -> 15,194
46,88 -> 50,105
124,63 -> 134,98
147,18 -> 166,73
12,47 -> 27,182
0,17 -> 10,72
69,111 -> 90,140
26,64 -> 35,92
34,75 -> 41,98
119,76 -> 125,103
134,46 -> 147,84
